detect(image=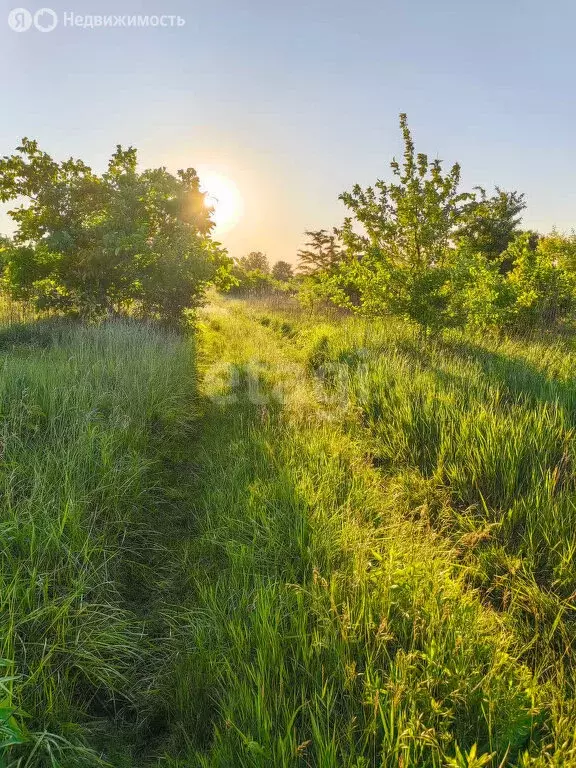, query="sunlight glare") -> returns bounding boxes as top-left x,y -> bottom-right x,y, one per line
201,172 -> 243,235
